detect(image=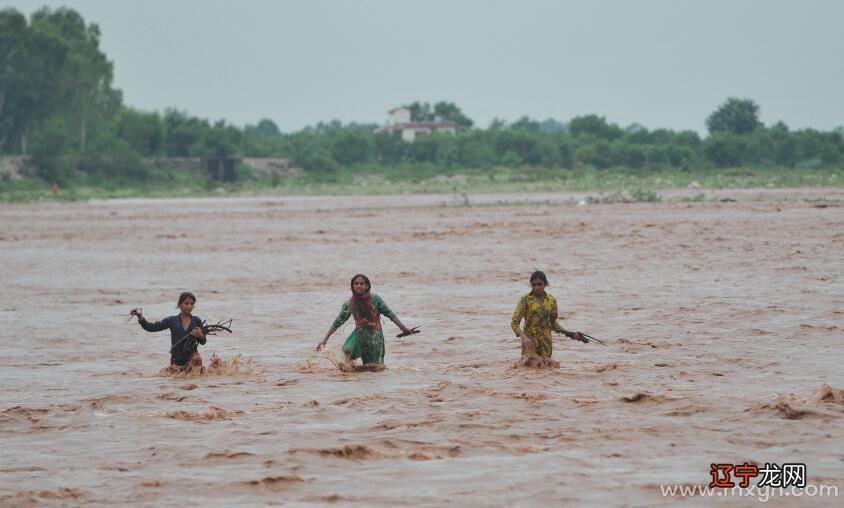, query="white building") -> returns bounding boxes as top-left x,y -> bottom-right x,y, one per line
376,106 -> 459,142
389,106 -> 412,125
